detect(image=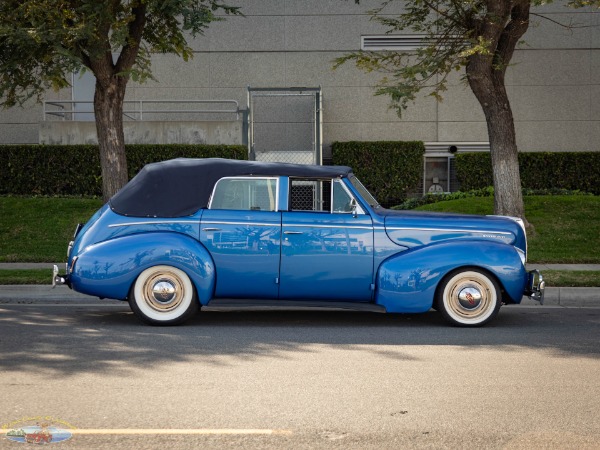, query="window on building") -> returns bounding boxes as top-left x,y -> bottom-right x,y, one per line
72,70 -> 96,121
